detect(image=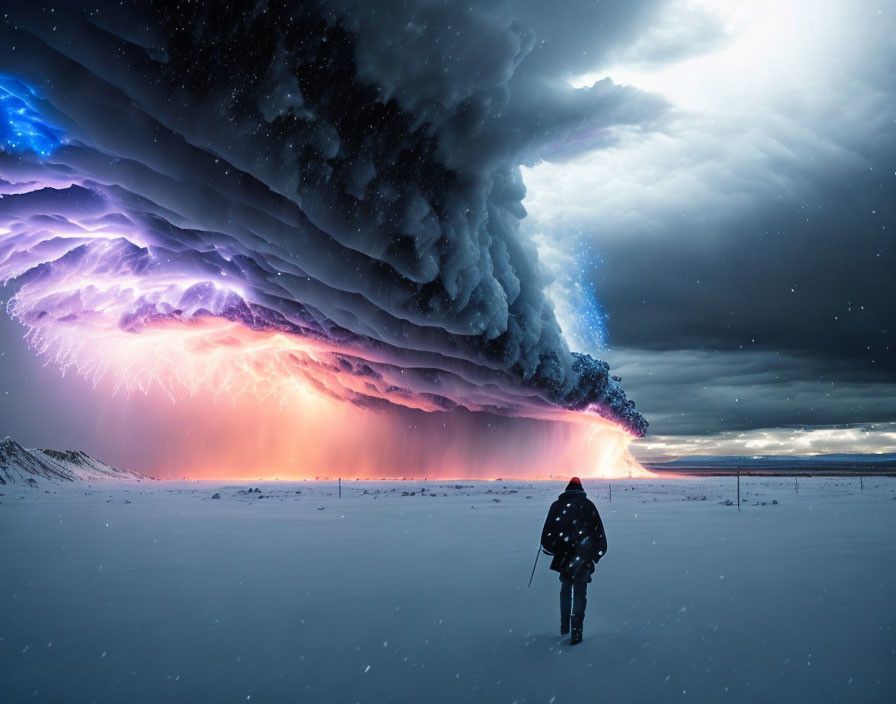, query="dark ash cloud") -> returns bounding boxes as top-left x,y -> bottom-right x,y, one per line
0,0 -> 668,436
